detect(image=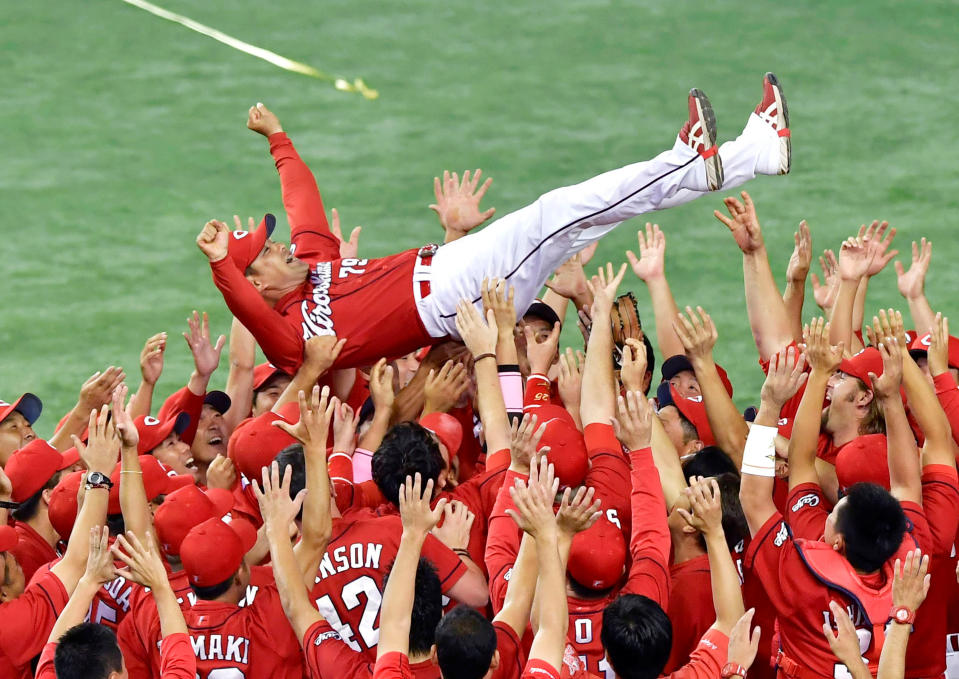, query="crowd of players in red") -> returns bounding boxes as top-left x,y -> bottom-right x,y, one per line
1,95 -> 955,679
